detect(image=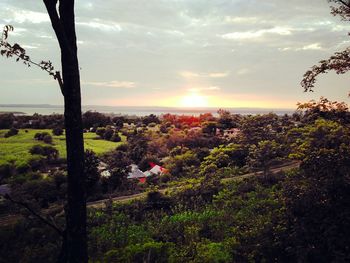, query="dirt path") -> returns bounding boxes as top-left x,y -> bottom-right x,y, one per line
88,161 -> 299,209
0,162 -> 299,225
